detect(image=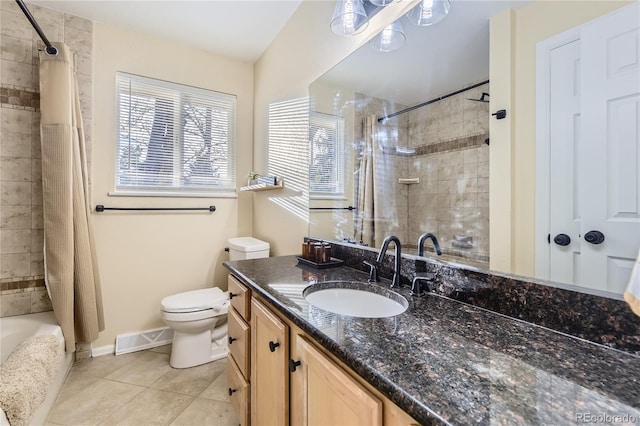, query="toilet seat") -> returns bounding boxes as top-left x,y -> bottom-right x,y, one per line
161,287 -> 228,314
